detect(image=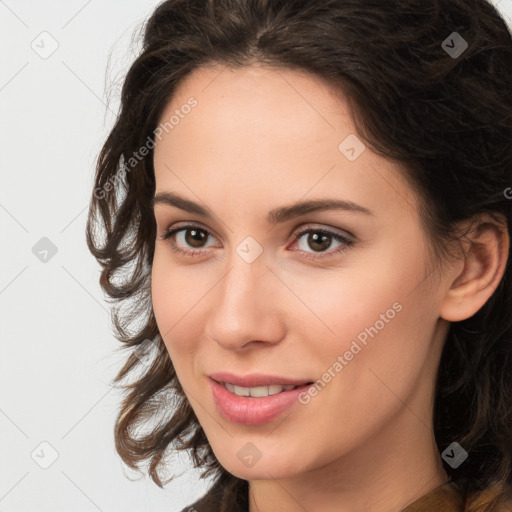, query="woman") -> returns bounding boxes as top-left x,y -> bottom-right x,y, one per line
86,0 -> 512,510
